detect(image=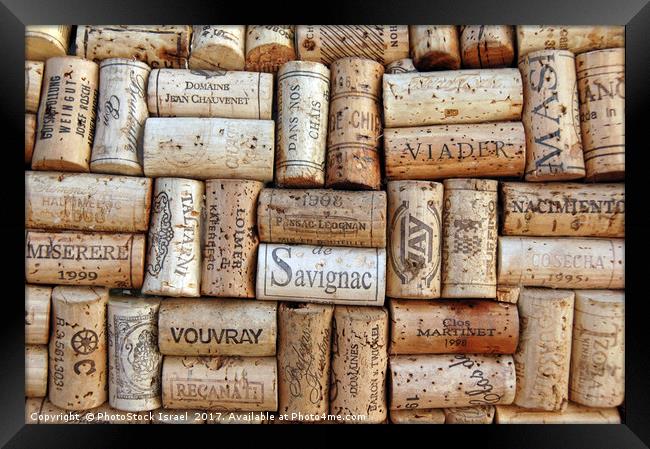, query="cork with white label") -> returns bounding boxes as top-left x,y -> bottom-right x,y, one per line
256,243 -> 386,306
